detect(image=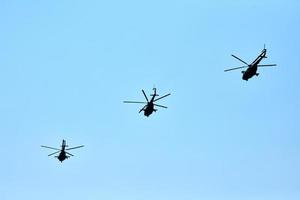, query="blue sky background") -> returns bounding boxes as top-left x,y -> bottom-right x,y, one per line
1,0 -> 300,200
